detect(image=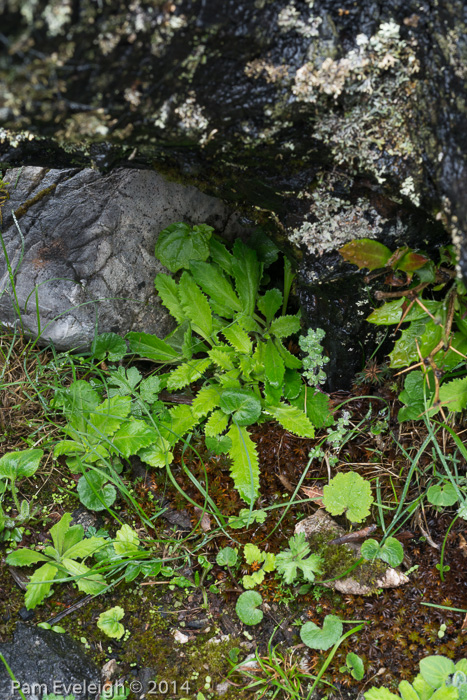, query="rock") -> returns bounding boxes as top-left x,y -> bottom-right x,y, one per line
0,622 -> 100,700
1,0 -> 465,385
0,166 -> 245,350
295,511 -> 409,595
173,630 -> 190,644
